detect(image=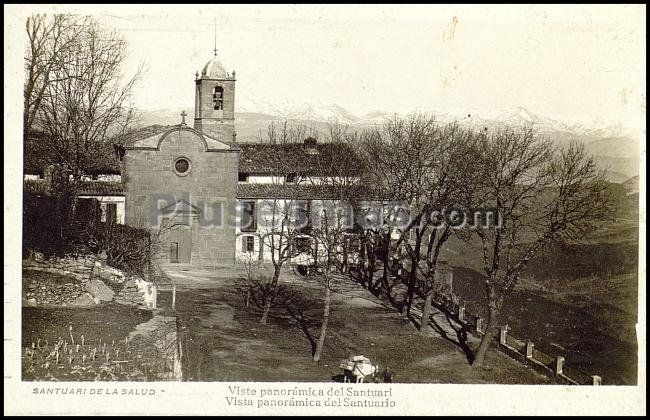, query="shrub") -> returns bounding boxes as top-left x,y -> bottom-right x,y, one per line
83,222 -> 152,276
23,192 -> 152,276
